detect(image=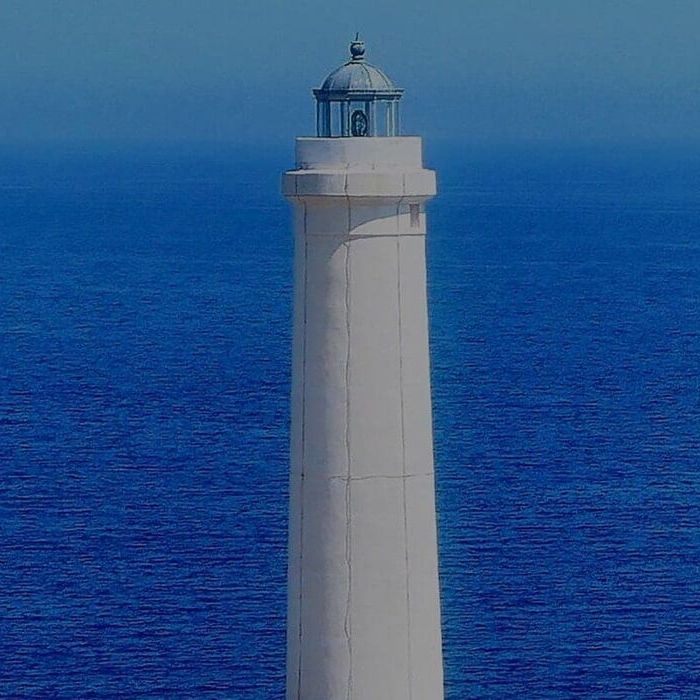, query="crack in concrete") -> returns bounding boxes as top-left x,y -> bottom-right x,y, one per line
343,177 -> 354,700
305,232 -> 426,239
397,184 -> 414,700
294,204 -> 309,700
328,472 -> 434,482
